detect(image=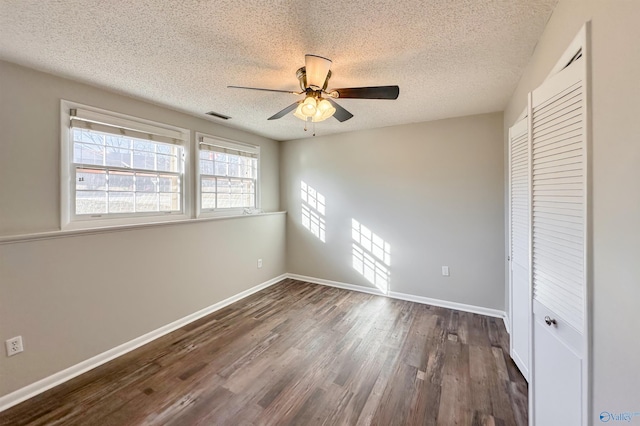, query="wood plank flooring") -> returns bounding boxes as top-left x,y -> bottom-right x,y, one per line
0,279 -> 527,425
